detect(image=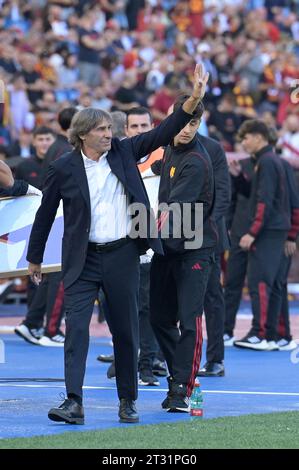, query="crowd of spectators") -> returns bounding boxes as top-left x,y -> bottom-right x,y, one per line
0,0 -> 298,166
